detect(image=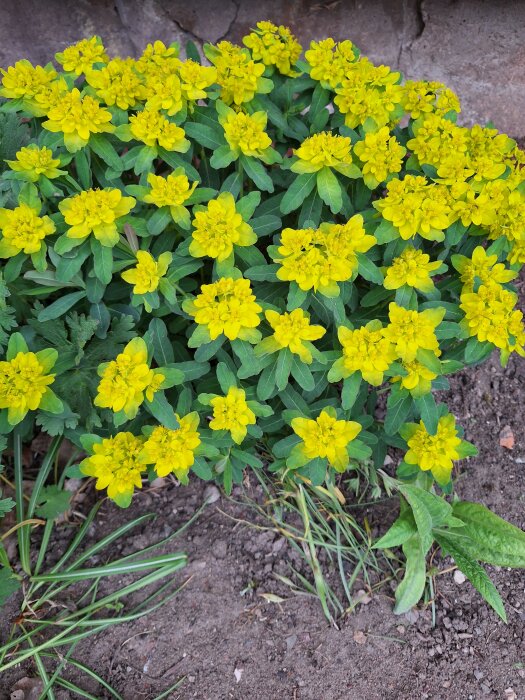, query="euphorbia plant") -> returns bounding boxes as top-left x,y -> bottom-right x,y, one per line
0,23 -> 524,618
